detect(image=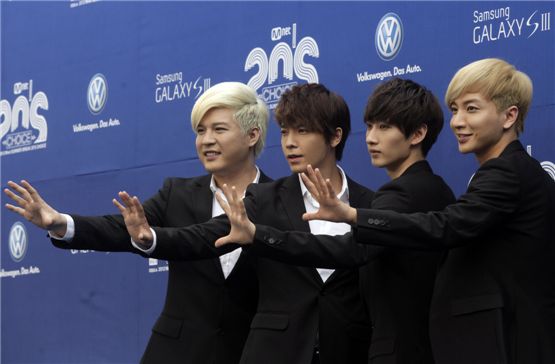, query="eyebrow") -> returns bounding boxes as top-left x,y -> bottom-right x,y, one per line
460,98 -> 482,105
